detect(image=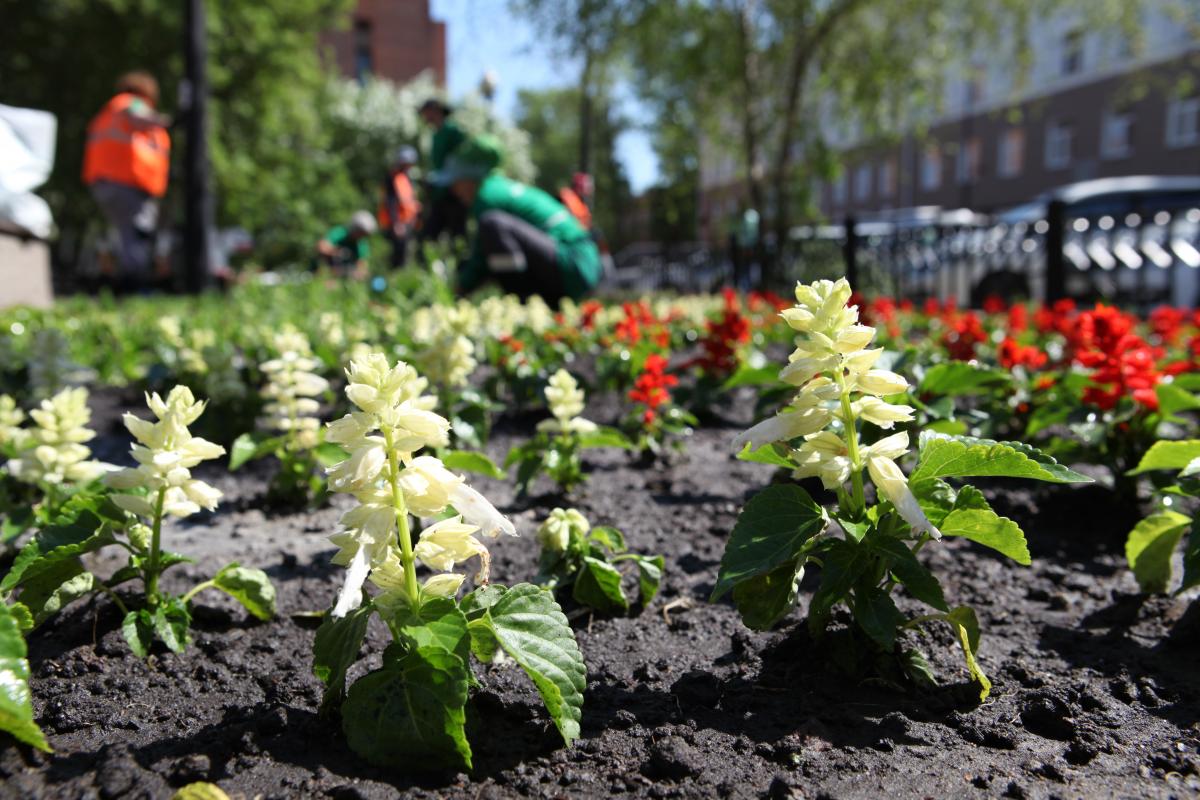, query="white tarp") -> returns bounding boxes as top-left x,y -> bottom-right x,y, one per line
0,103 -> 57,239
